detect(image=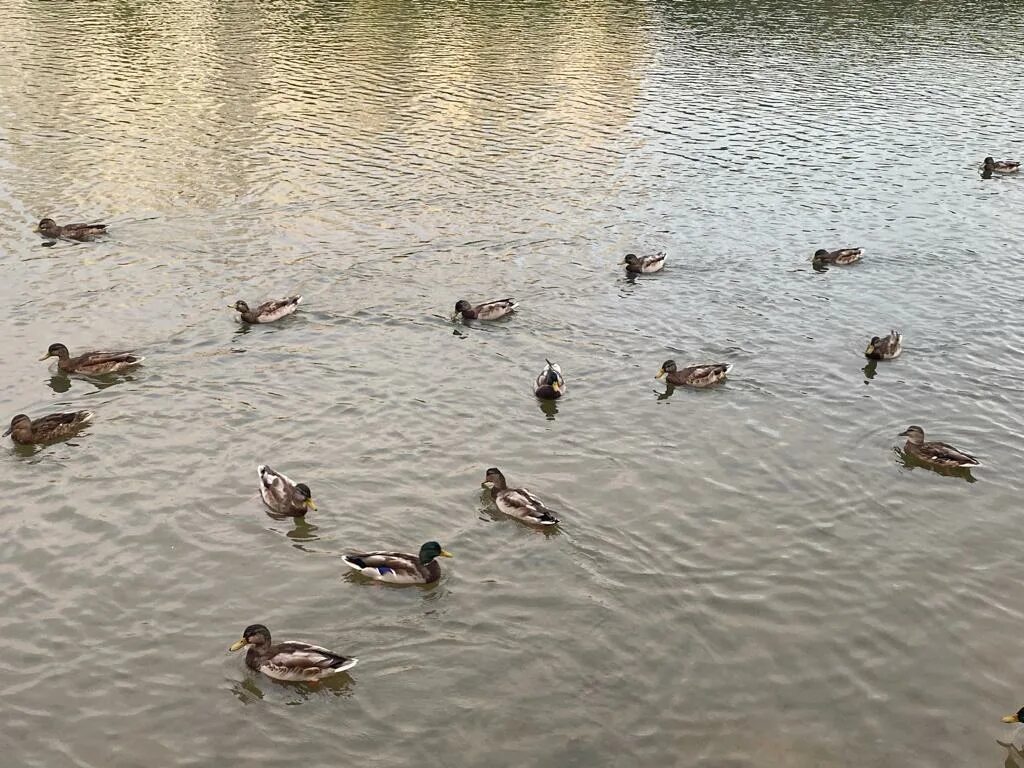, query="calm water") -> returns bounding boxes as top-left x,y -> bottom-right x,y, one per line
2,1 -> 1024,765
